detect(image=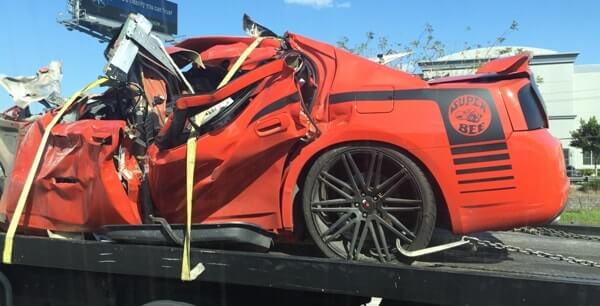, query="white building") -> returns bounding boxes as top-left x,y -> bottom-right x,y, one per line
419,47 -> 600,170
